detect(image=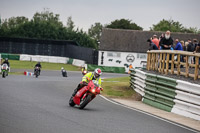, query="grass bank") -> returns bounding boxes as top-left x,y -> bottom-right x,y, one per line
101,76 -> 136,99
